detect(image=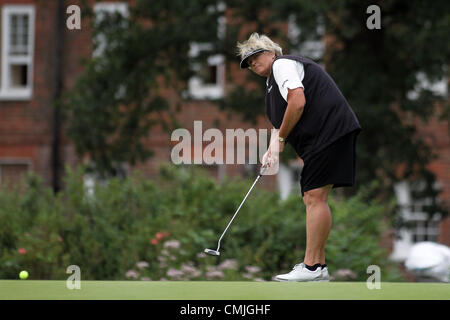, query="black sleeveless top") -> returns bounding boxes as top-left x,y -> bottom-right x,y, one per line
265,55 -> 361,160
